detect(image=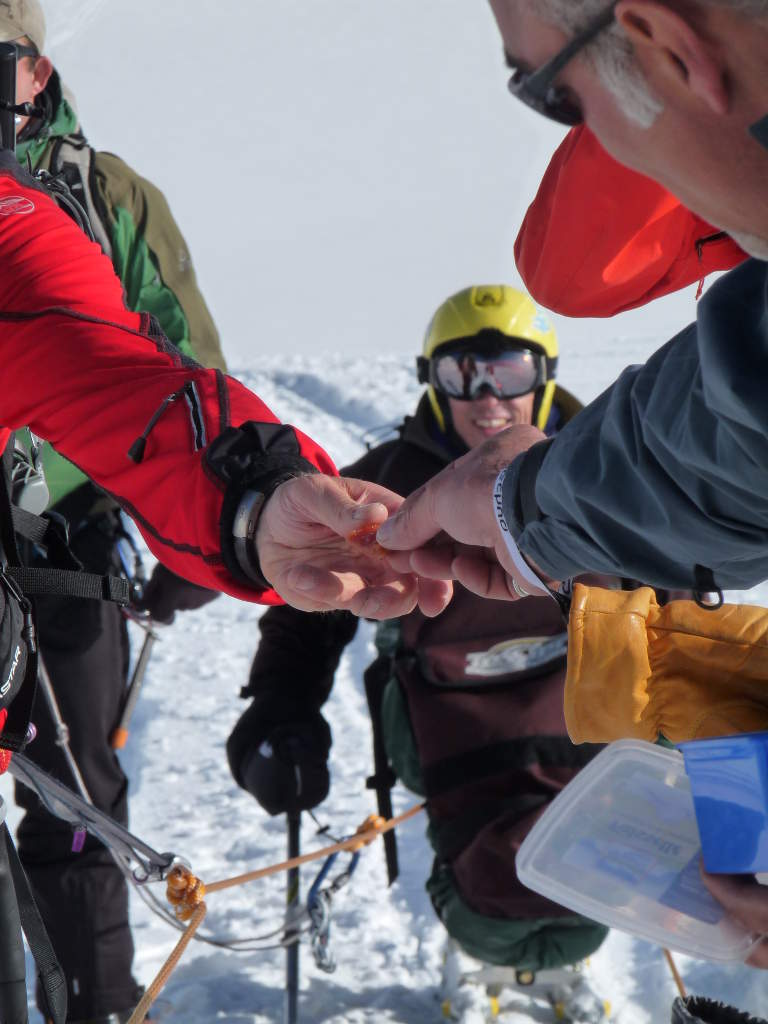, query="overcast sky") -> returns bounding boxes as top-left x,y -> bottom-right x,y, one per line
50,0 -> 702,368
